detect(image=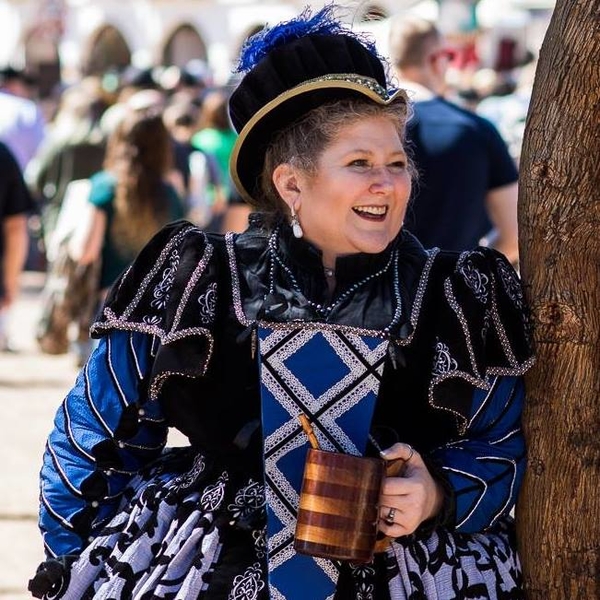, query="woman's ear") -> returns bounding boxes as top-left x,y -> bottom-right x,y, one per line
272,163 -> 301,207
